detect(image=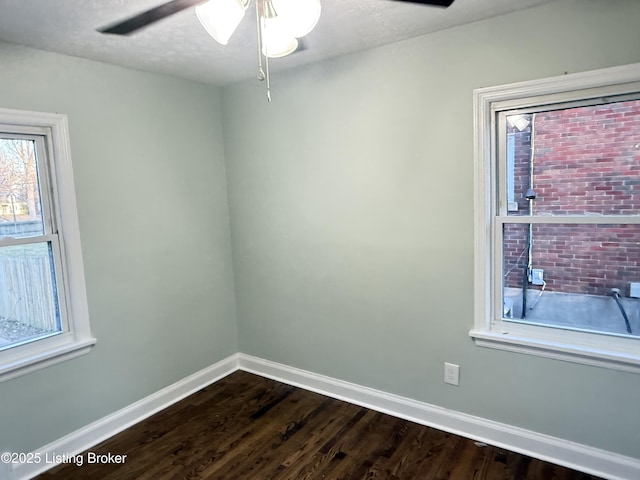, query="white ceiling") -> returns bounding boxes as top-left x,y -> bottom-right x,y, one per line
0,0 -> 555,86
